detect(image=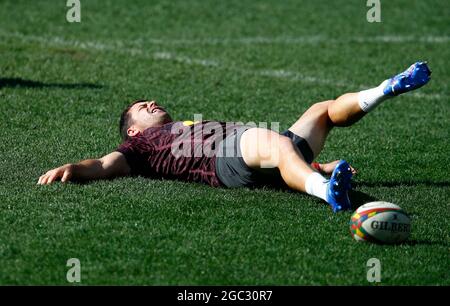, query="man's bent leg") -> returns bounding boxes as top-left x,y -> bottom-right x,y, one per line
240,128 -> 315,192
287,100 -> 333,160
240,128 -> 352,212
329,61 -> 432,126
287,61 -> 432,160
